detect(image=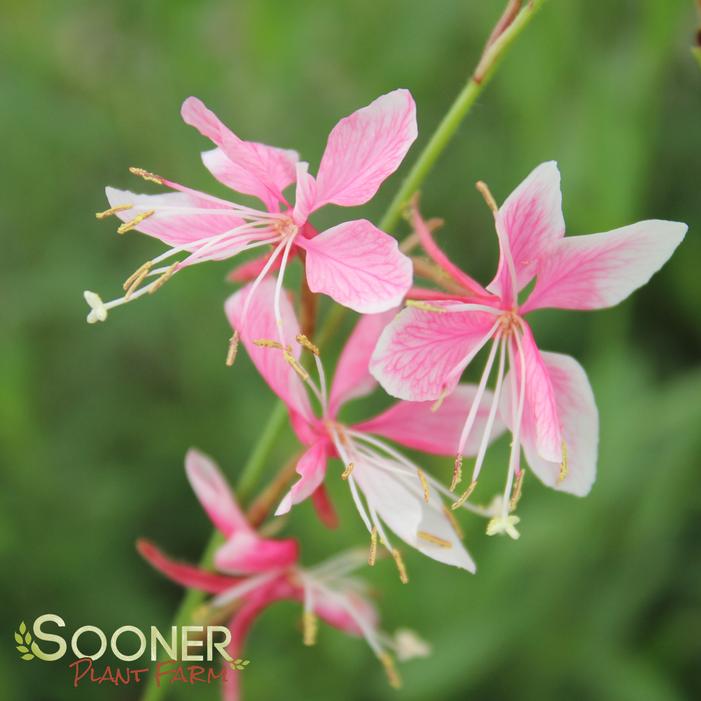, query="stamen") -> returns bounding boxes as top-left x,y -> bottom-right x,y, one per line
122,261 -> 153,291
558,440 -> 568,482
226,331 -> 240,367
509,469 -> 525,512
430,390 -> 447,413
451,480 -> 478,510
296,334 -> 319,356
283,350 -> 310,382
253,338 -> 285,350
341,462 -> 354,480
475,180 -> 498,213
368,526 -> 378,566
117,209 -> 155,234
450,455 -> 463,491
129,166 -> 164,185
379,652 -> 402,690
391,549 -> 409,584
124,262 -> 153,299
405,299 -> 446,313
148,261 -> 178,294
417,531 -> 452,548
443,506 -> 464,539
95,204 -> 133,220
417,469 -> 430,503
302,611 -> 318,647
